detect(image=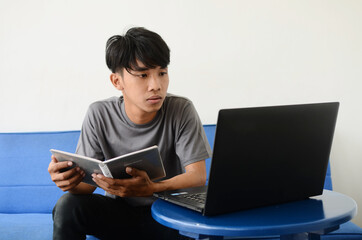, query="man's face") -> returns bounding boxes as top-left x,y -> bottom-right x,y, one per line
111,62 -> 169,124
